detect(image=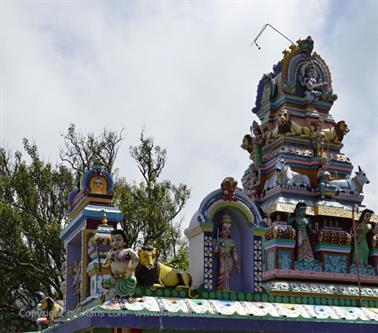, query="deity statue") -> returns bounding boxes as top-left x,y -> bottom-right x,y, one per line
90,176 -> 107,194
288,202 -> 315,261
263,213 -> 272,227
316,158 -> 335,199
351,209 -> 374,266
71,260 -> 82,303
102,230 -> 139,303
272,214 -> 285,226
300,61 -> 328,101
214,212 -> 240,291
250,121 -> 264,166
